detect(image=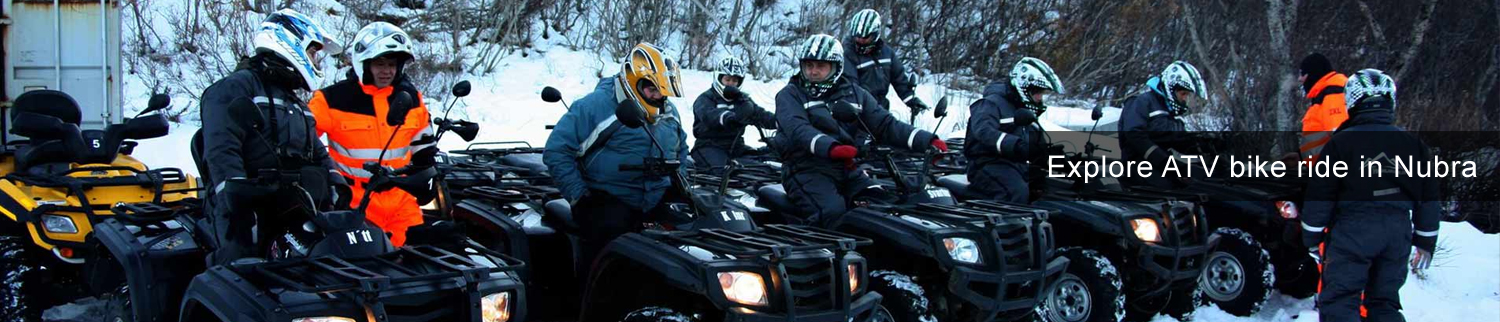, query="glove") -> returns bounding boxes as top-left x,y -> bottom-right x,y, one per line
1014,109 -> 1038,127
829,145 -> 859,170
907,98 -> 929,115
1411,247 -> 1433,271
930,138 -> 949,153
330,182 -> 353,210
